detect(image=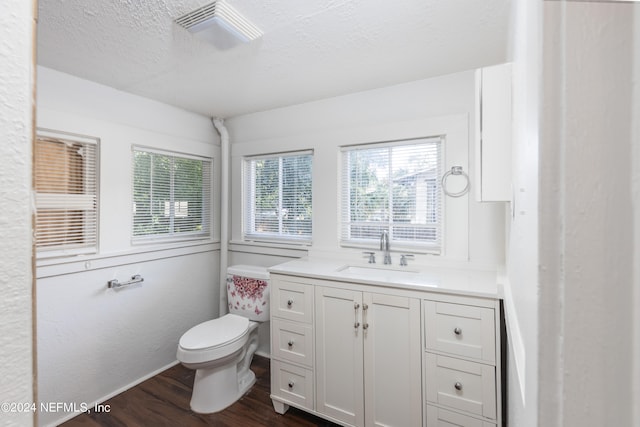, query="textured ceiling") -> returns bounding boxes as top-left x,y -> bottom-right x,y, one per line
37,0 -> 512,118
